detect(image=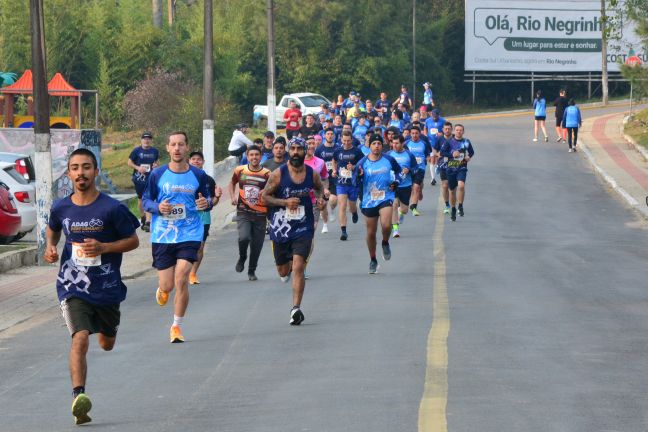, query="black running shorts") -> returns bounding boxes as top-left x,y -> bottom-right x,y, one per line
272,236 -> 313,266
60,296 -> 121,337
